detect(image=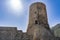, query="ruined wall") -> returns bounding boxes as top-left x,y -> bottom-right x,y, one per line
0,27 -> 17,40
15,30 -> 23,40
